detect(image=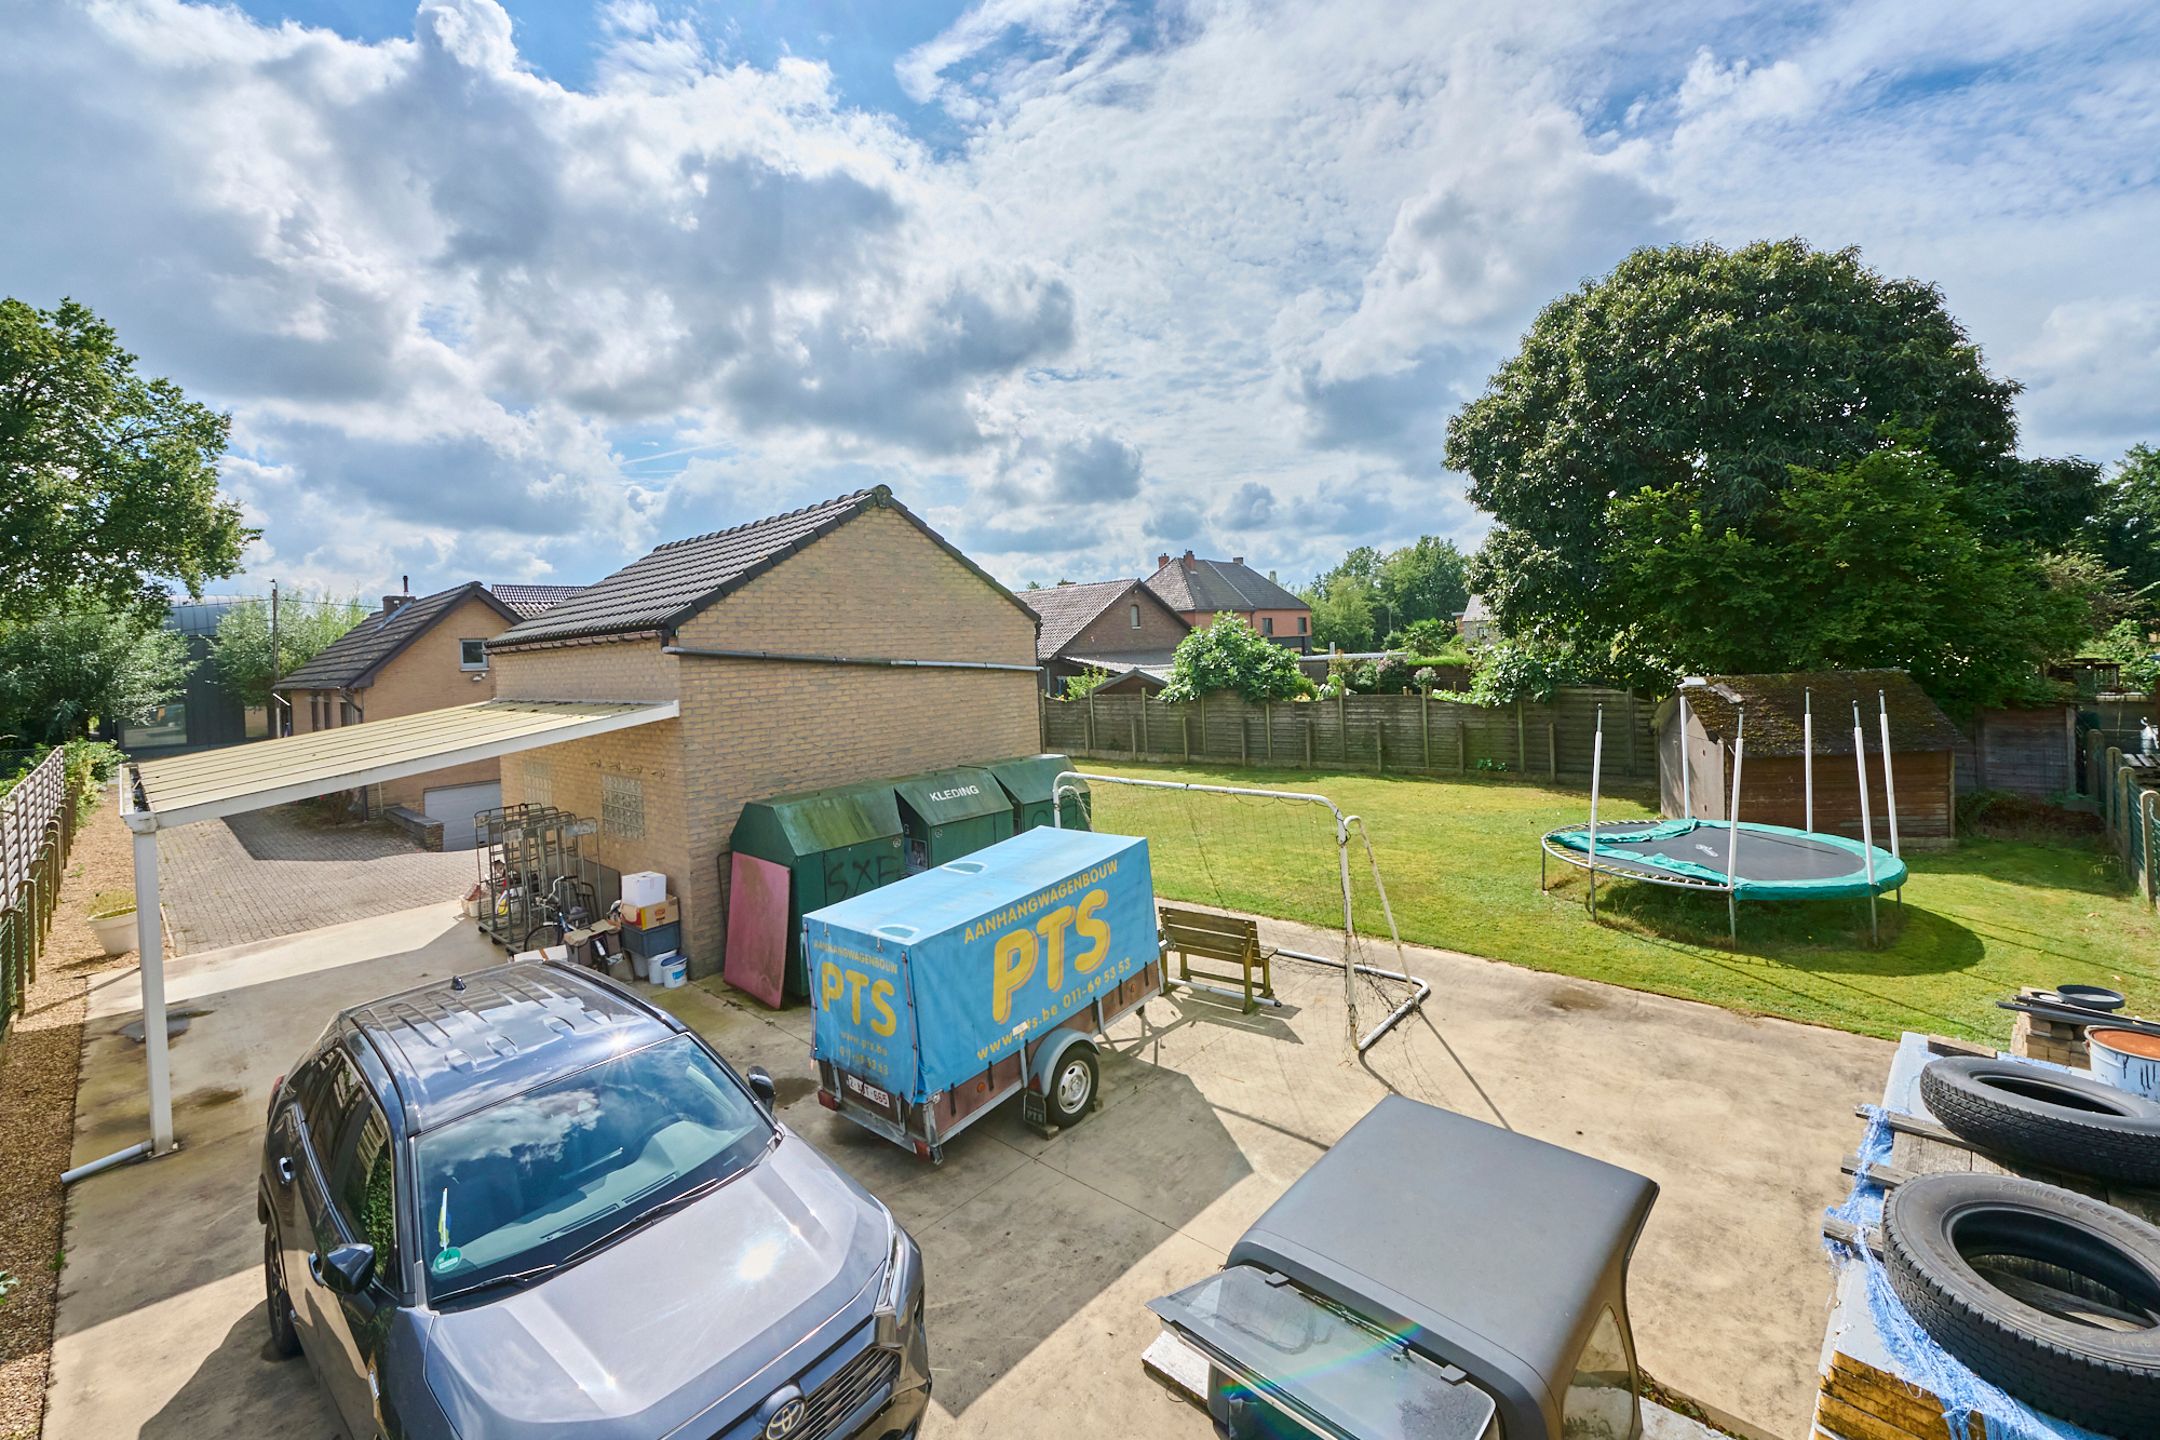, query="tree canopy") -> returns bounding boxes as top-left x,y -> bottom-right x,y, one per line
0,597 -> 191,745
1159,614 -> 1309,702
2090,445 -> 2160,606
210,595 -> 369,708
2,297 -> 253,625
1301,536 -> 1467,651
1443,238 -> 2122,706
